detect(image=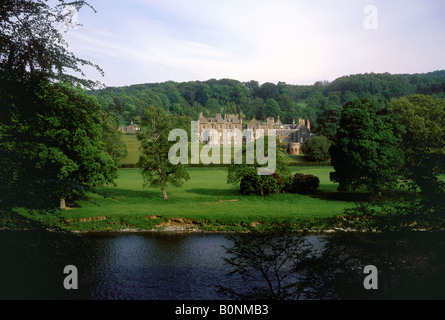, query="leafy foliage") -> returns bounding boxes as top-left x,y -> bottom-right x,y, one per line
90,71 -> 445,128
301,135 -> 332,161
227,136 -> 290,196
98,110 -> 128,167
0,0 -> 117,212
239,170 -> 284,196
0,0 -> 102,87
390,94 -> 445,196
329,99 -> 404,193
288,173 -> 320,195
137,106 -> 191,200
0,80 -> 117,210
314,105 -> 342,141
